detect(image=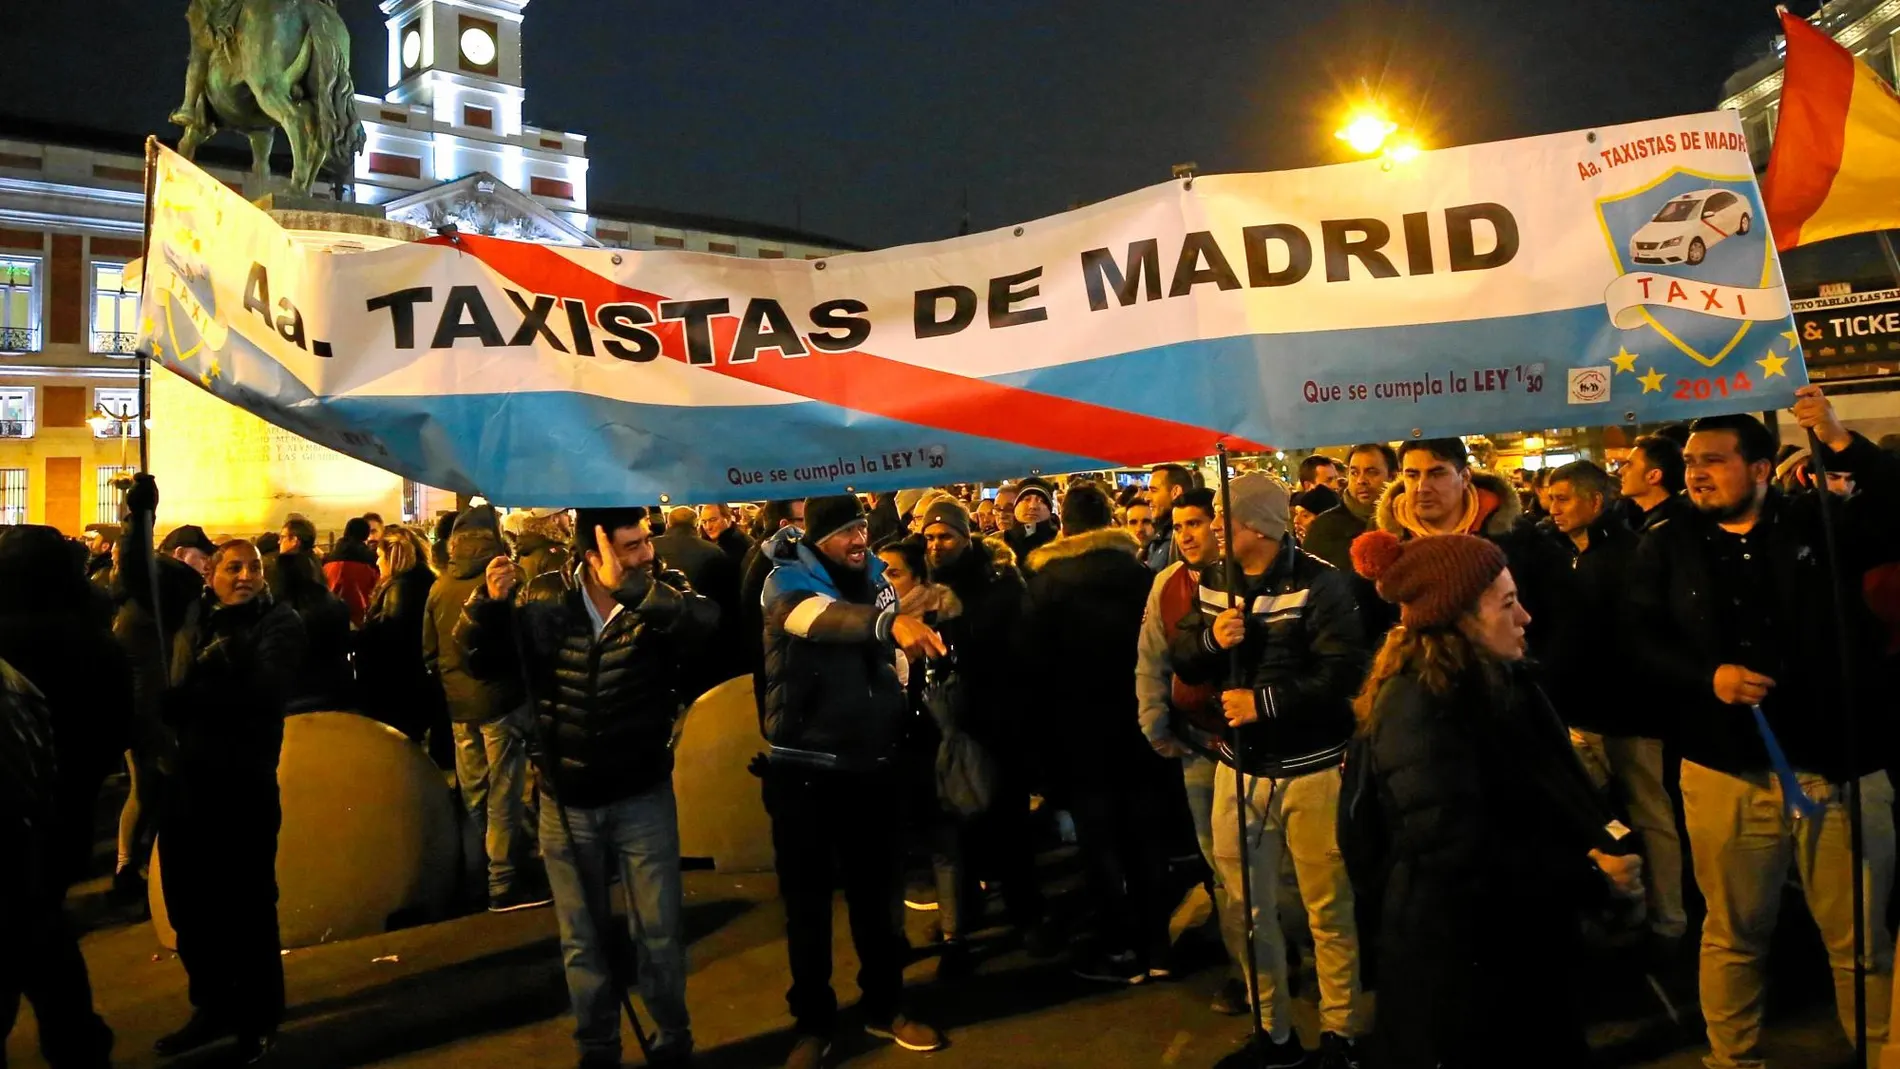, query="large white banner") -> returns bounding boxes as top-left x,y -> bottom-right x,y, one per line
139,111 -> 1804,505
